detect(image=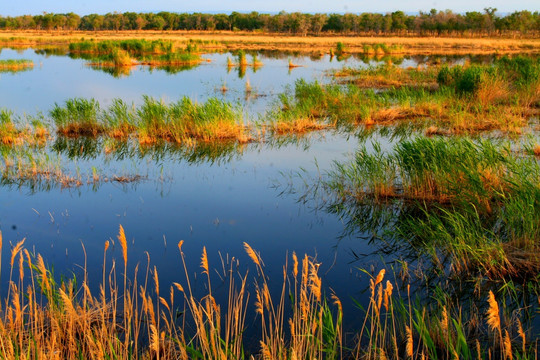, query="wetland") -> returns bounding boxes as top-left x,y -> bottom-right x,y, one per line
0,37 -> 539,359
